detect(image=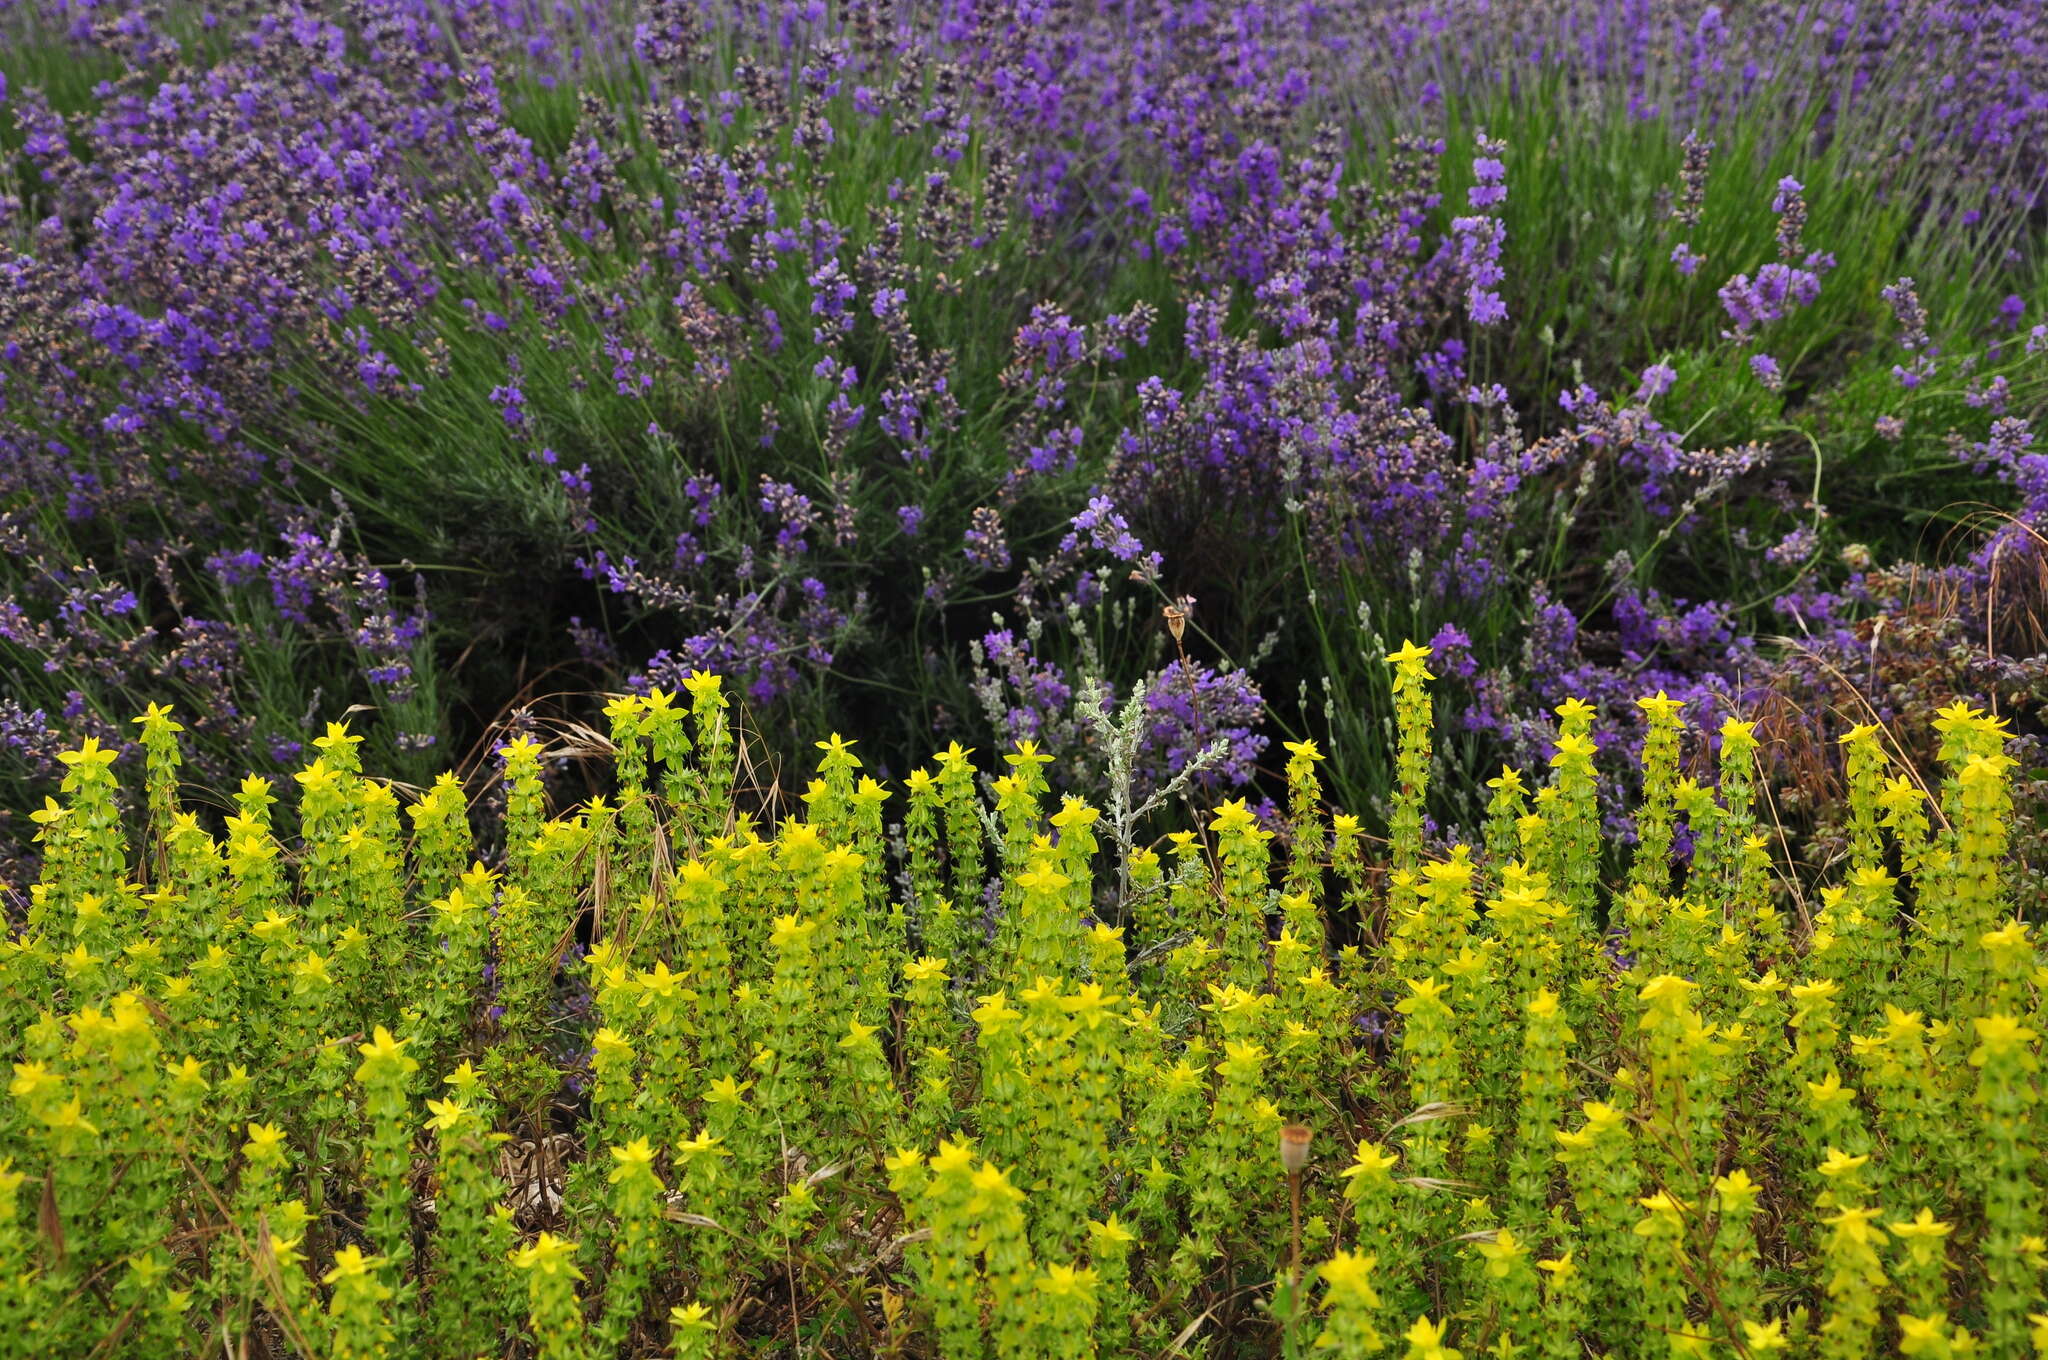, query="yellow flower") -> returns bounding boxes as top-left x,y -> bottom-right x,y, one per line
1713,1170 -> 1761,1213
355,1026 -> 418,1077
1476,1229 -> 1527,1277
1004,739 -> 1053,770
1971,1014 -> 2038,1061
1817,1148 -> 1869,1180
1039,1263 -> 1098,1299
1340,1141 -> 1400,1183
965,1163 -> 1024,1212
1283,738 -> 1325,762
9,1062 -> 58,1101
1402,1314 -> 1459,1359
133,702 -> 183,733
244,1122 -> 288,1156
57,737 -> 119,772
1210,799 -> 1262,836
675,1129 -> 729,1163
814,732 -> 859,763
670,1302 -> 716,1332
164,1056 -> 209,1091
609,1138 -> 659,1181
40,1096 -> 99,1136
1889,1208 -> 1952,1241
425,1099 -> 470,1133
1636,691 -> 1684,721
703,1076 -> 752,1106
323,1244 -> 382,1284
1741,1319 -> 1789,1353
1317,1249 -> 1380,1306
1823,1205 -> 1886,1246
903,956 -> 950,984
1088,1215 -> 1137,1247
928,1140 -> 978,1177
511,1232 -> 584,1278
682,670 -> 724,703
1386,639 -> 1433,667
1638,974 -> 1697,1006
